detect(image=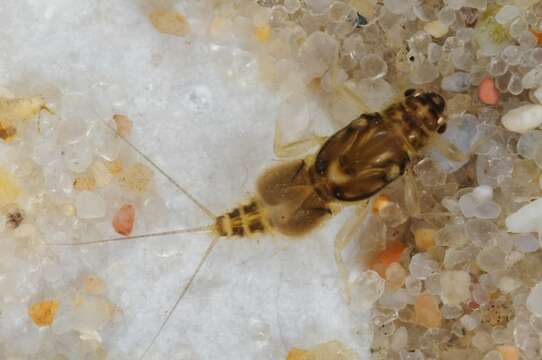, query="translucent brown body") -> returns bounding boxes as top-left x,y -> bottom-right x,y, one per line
214,91 -> 446,238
